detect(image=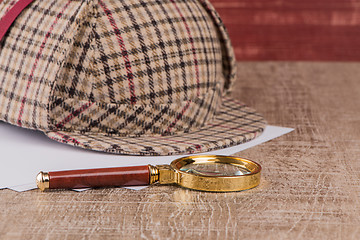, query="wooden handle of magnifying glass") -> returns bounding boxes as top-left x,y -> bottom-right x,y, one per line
36,165 -> 151,190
